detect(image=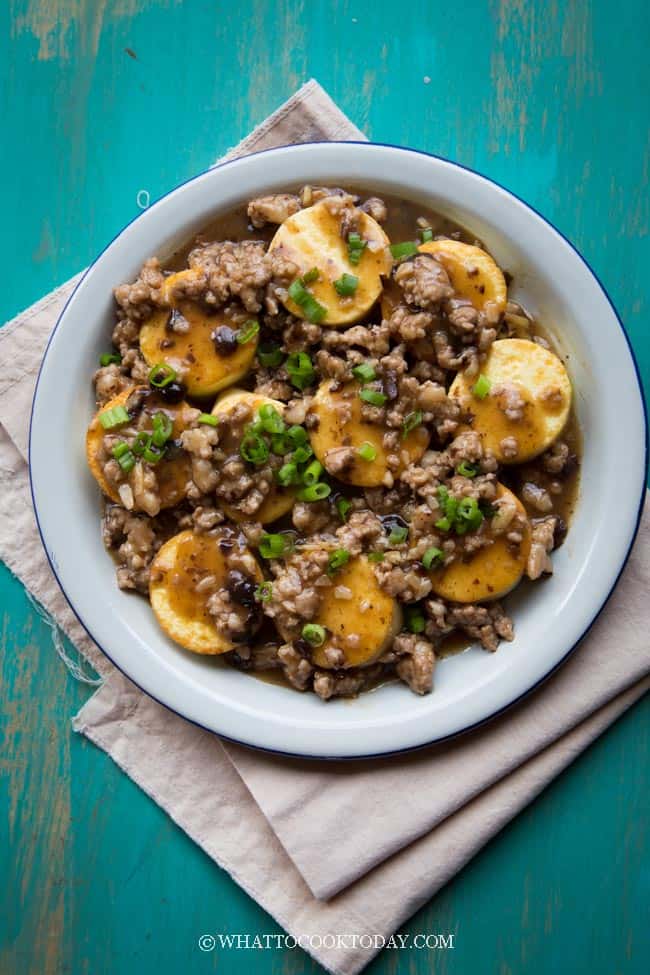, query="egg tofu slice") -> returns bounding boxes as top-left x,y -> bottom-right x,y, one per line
308,379 -> 430,488
449,338 -> 572,463
211,389 -> 296,524
419,238 -> 507,316
86,386 -> 194,510
149,529 -> 264,655
139,269 -> 258,398
268,200 -> 391,326
429,484 -> 531,603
